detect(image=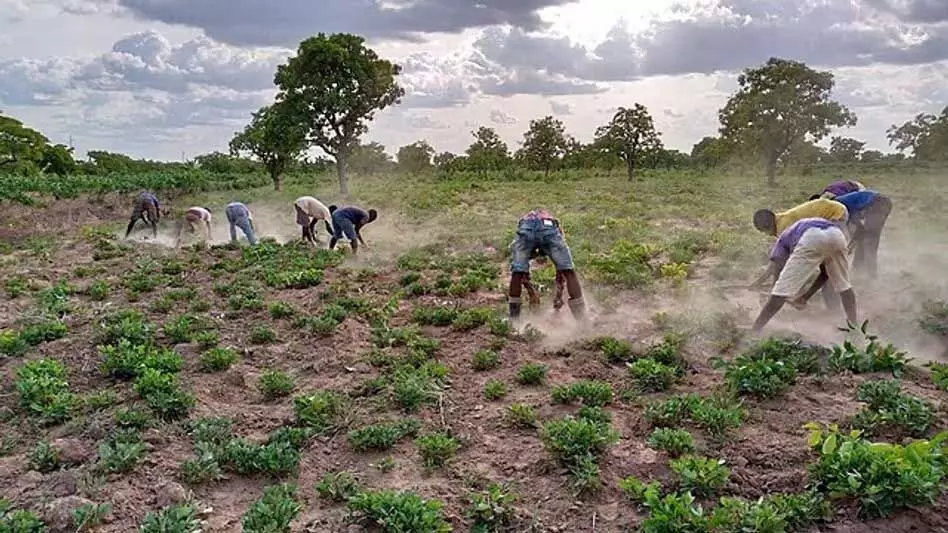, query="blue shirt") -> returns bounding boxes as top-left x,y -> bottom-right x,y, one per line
140,192 -> 159,209
770,218 -> 839,262
333,207 -> 369,225
834,190 -> 879,215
